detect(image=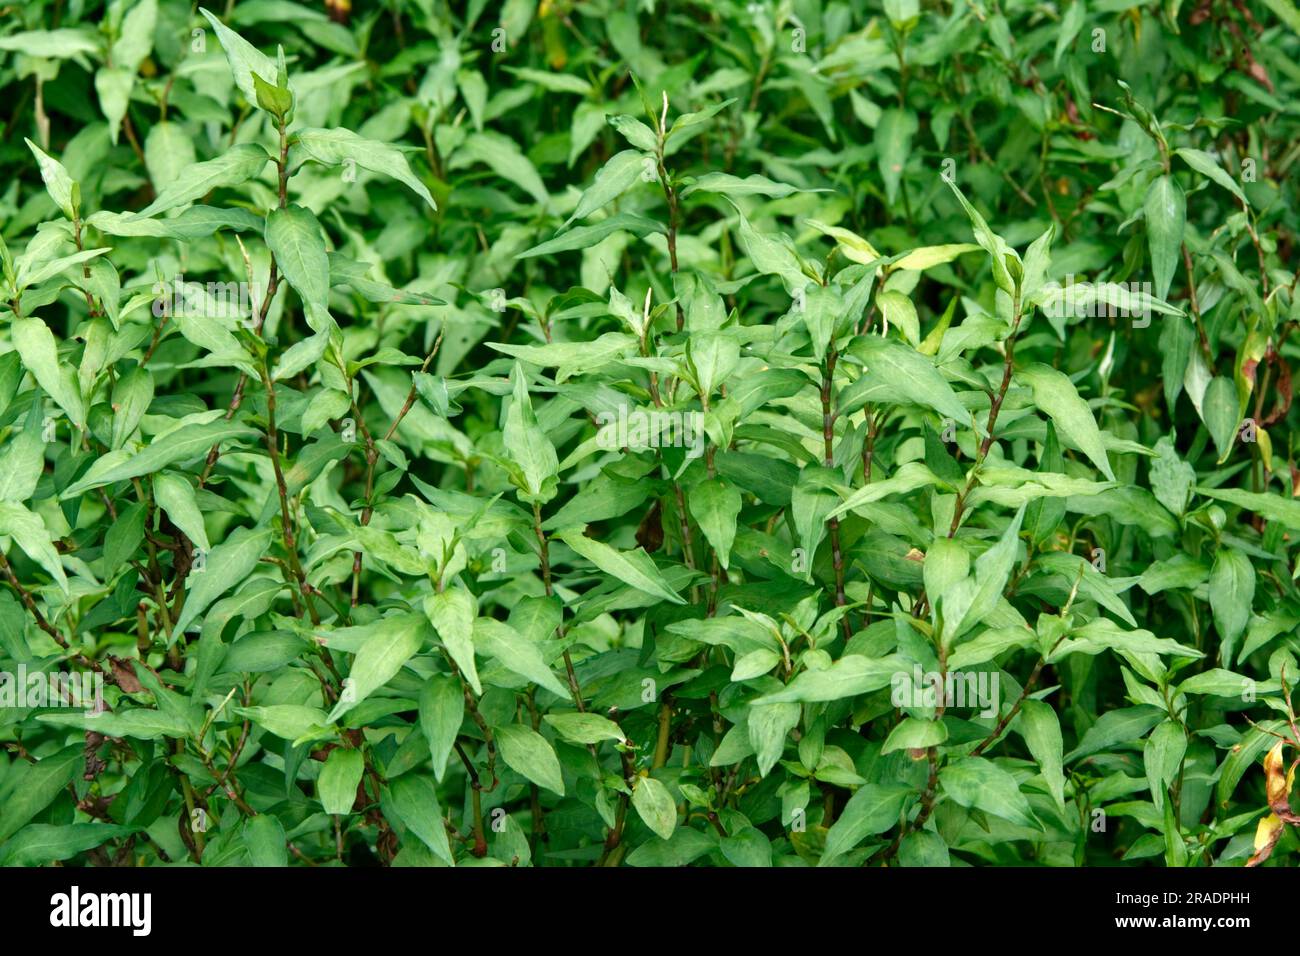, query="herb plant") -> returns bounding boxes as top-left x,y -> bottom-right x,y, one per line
1,0 -> 1299,868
